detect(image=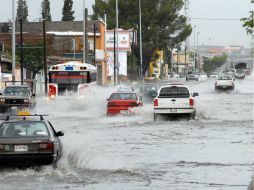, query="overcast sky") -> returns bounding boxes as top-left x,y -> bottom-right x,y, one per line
0,0 -> 252,47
